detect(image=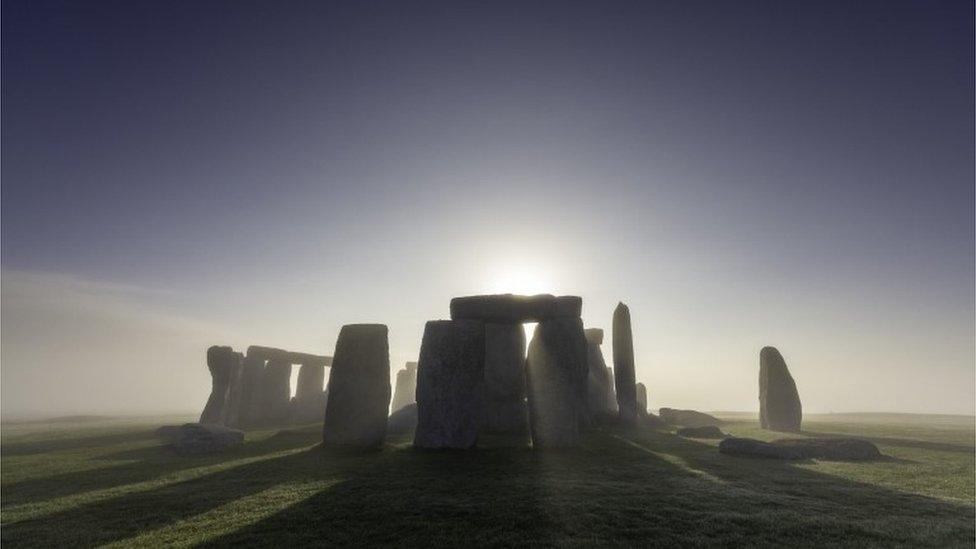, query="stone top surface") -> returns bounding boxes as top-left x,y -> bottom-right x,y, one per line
450,293 -> 582,323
